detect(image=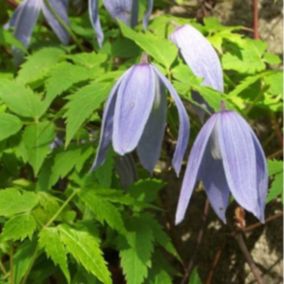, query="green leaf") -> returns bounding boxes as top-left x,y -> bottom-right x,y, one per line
0,80 -> 45,118
18,121 -> 55,175
64,81 -> 110,146
118,21 -> 177,69
45,62 -> 91,104
0,188 -> 39,217
49,147 -> 82,187
13,240 -> 37,284
188,268 -> 202,284
263,71 -> 283,95
59,224 -> 111,284
39,227 -> 70,283
120,216 -> 155,284
0,113 -> 23,141
267,159 -> 283,203
17,47 -> 65,84
79,188 -> 125,233
1,214 -> 37,241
